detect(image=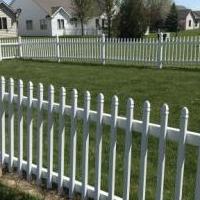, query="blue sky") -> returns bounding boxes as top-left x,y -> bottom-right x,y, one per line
175,0 -> 200,10
3,0 -> 200,10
